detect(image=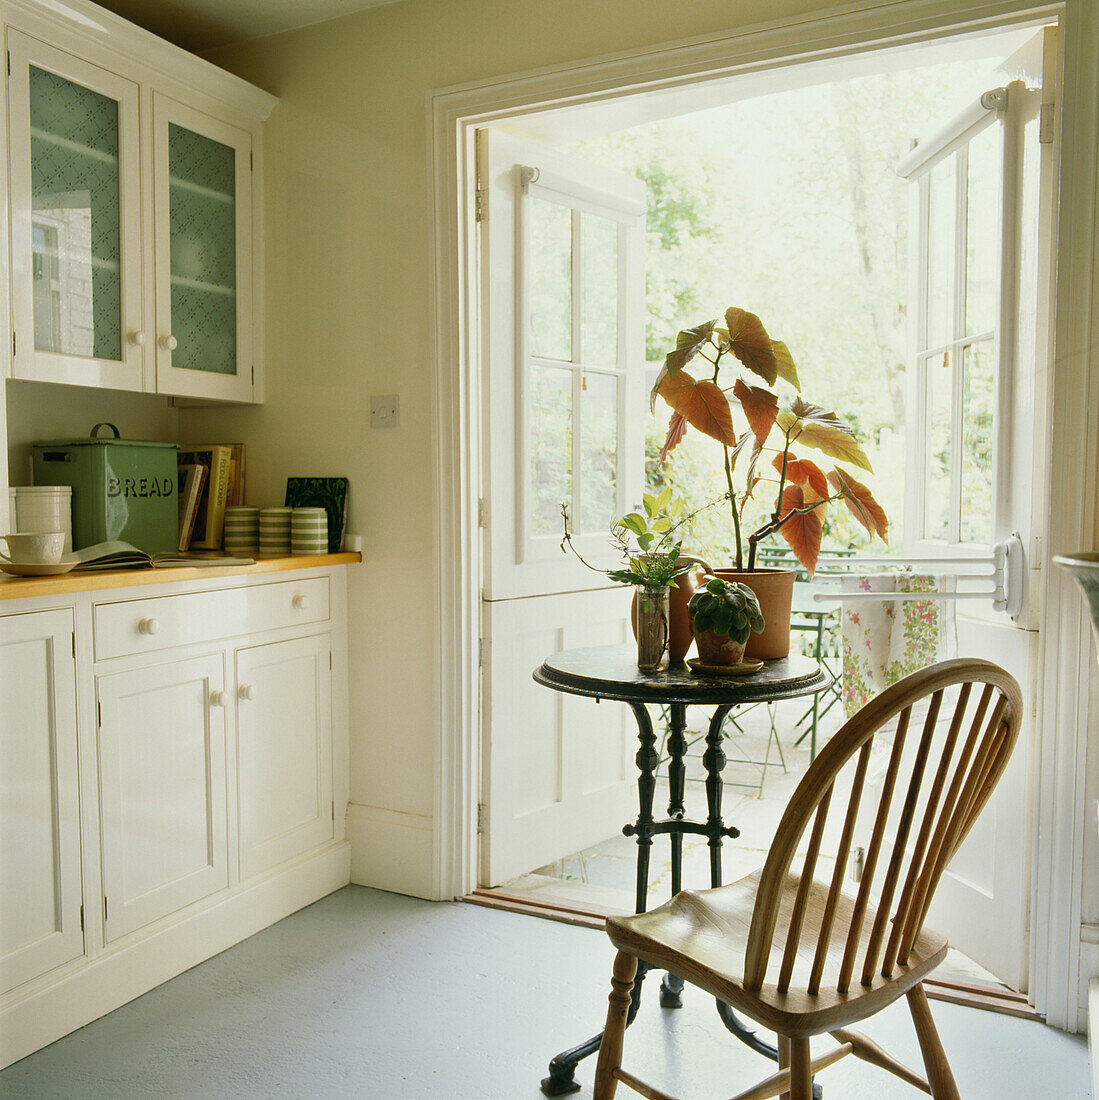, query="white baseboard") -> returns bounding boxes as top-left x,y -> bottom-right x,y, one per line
0,841 -> 350,1070
346,802 -> 435,899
